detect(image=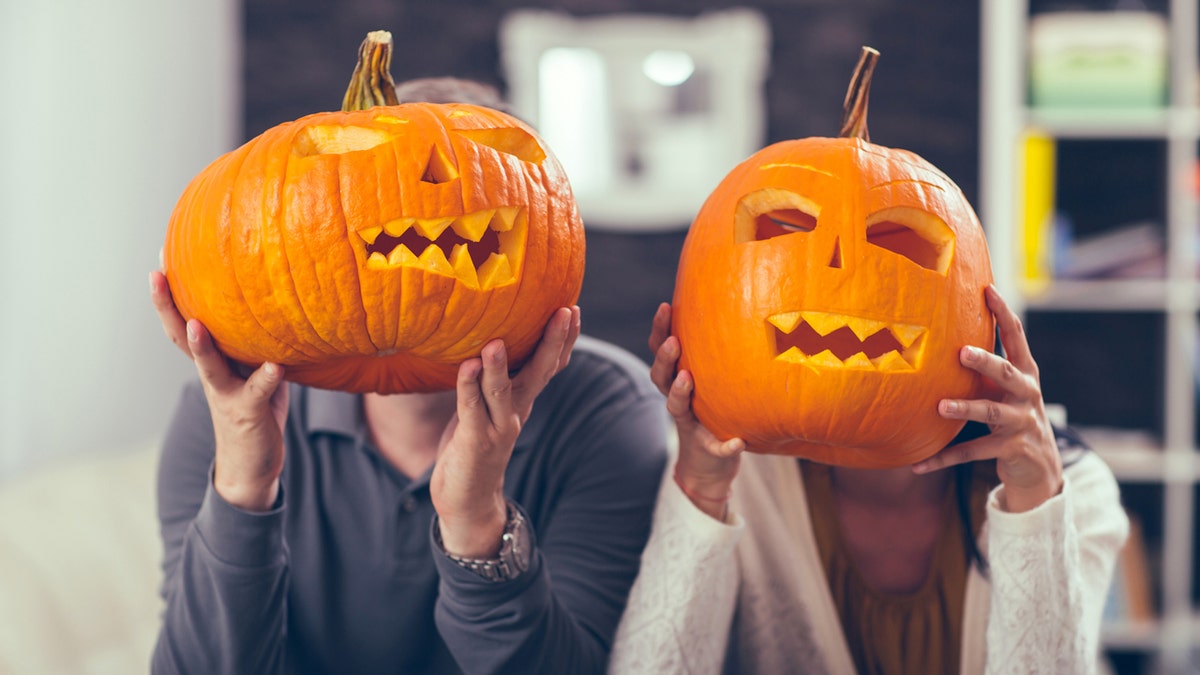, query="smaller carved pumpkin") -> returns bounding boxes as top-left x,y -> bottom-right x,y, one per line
163,32 -> 585,394
673,47 -> 994,468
